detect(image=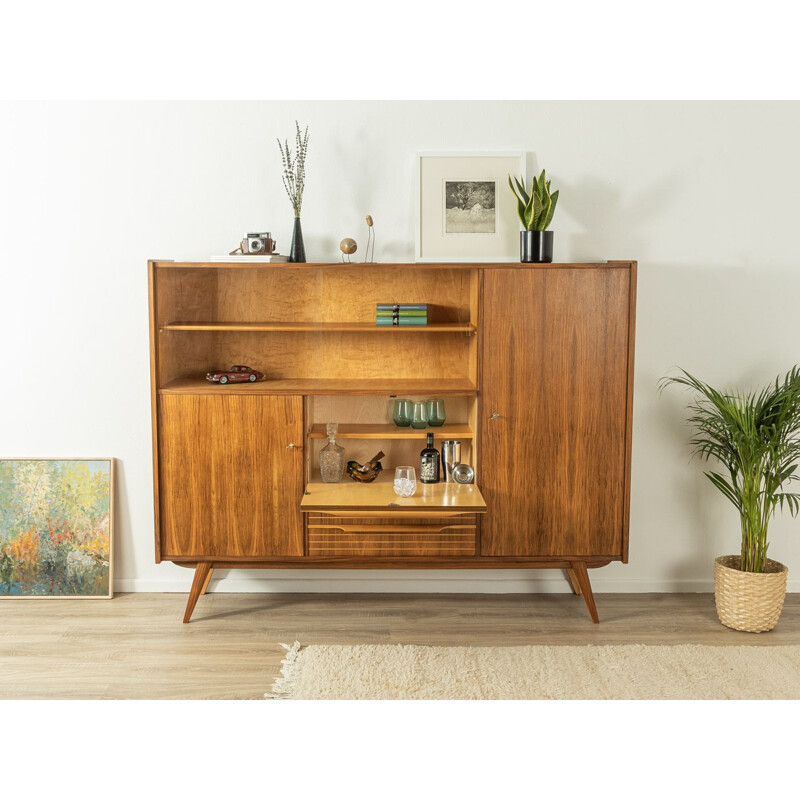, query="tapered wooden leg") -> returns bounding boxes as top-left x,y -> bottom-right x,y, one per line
565,568 -> 582,595
200,567 -> 214,595
183,562 -> 213,623
569,561 -> 599,623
